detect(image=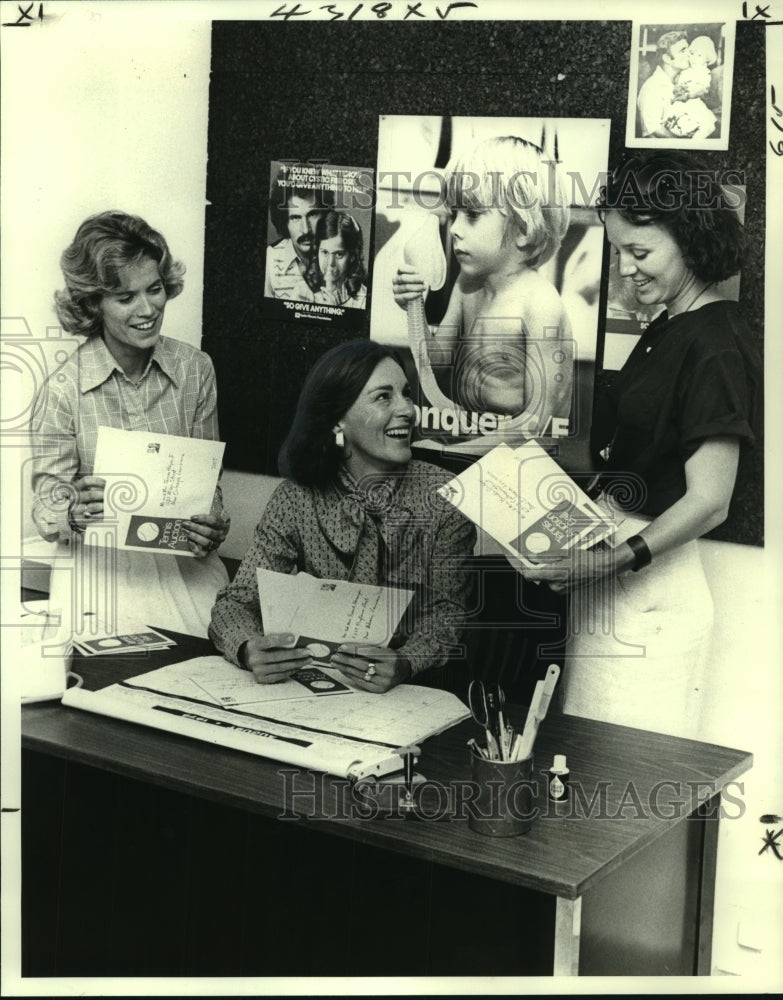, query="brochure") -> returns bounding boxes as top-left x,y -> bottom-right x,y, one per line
88,427 -> 224,556
438,440 -> 618,568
